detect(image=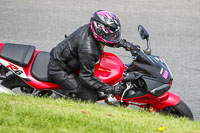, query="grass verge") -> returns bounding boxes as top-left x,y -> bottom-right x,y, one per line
0,93 -> 199,133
